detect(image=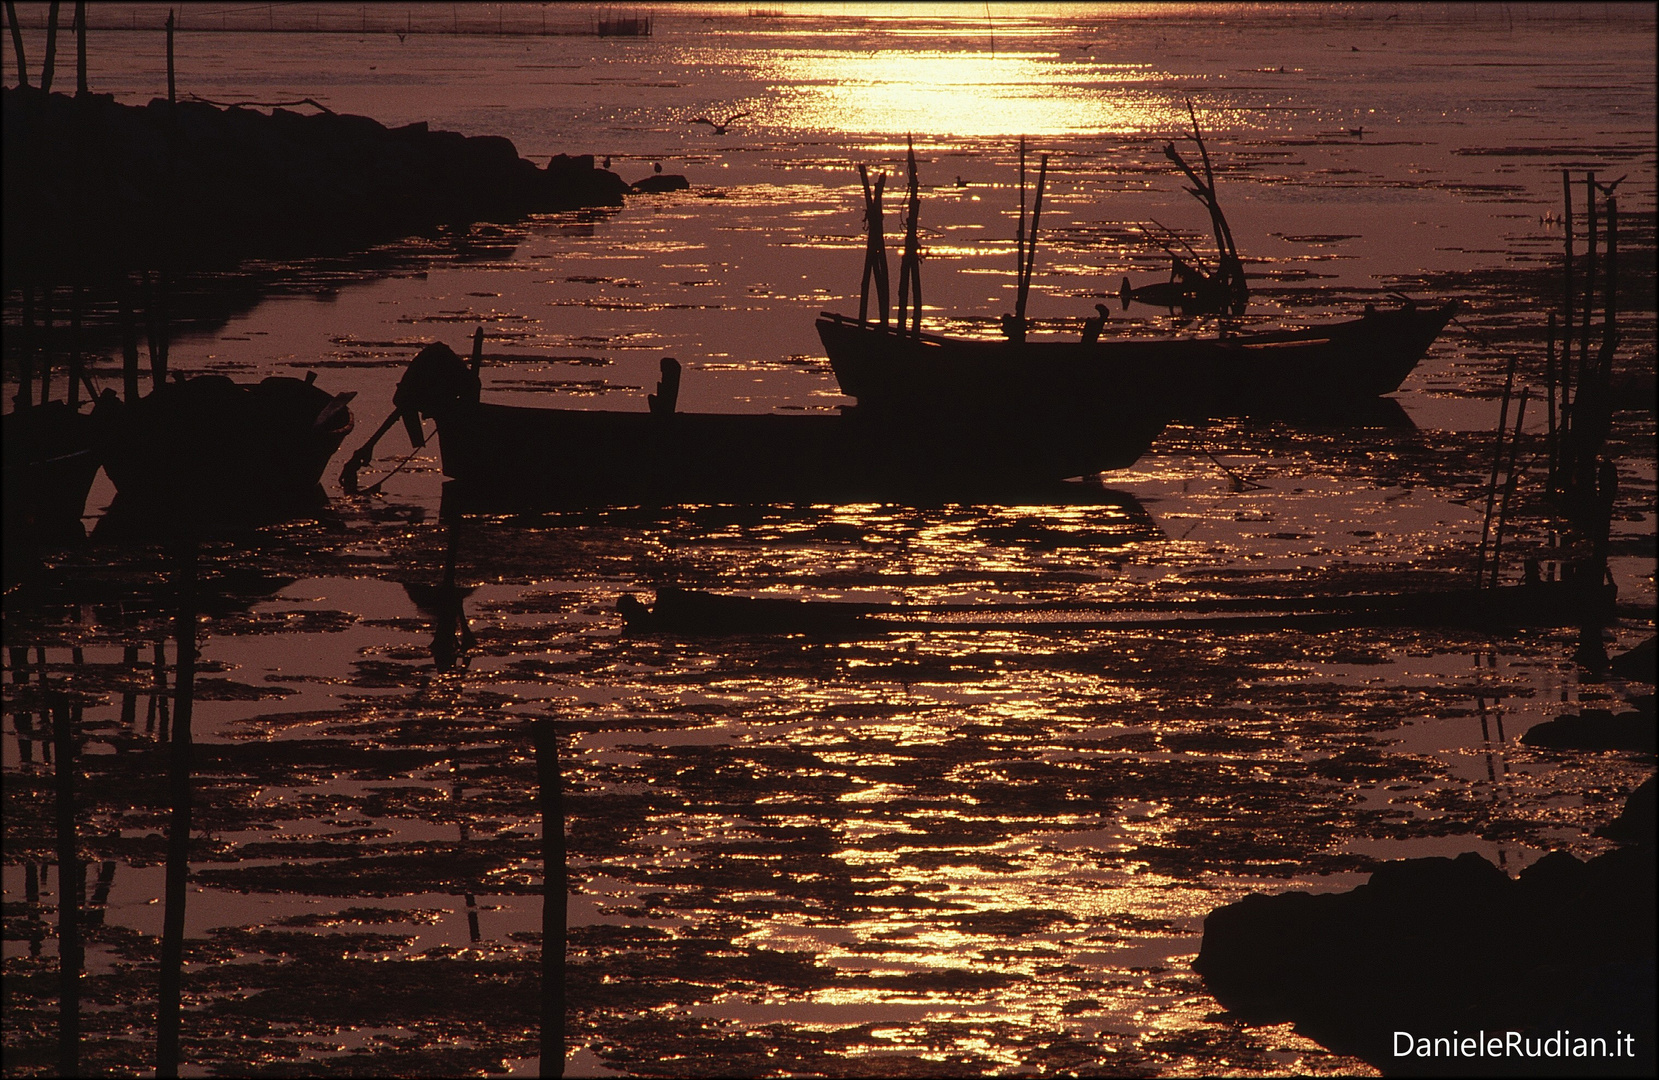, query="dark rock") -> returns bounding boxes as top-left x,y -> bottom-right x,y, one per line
1522,699 -> 1656,753
3,86 -> 629,277
1597,776 -> 1656,844
1195,845 -> 1656,1075
631,173 -> 690,194
1609,637 -> 1656,684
